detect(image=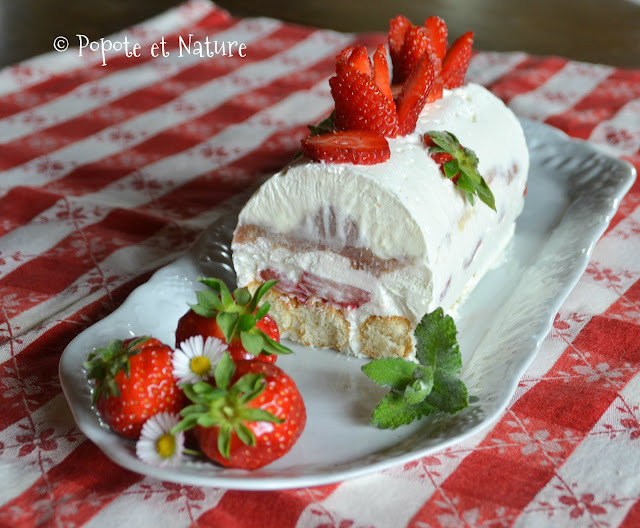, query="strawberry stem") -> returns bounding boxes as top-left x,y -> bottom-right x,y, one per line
172,353 -> 283,459
190,277 -> 292,357
83,336 -> 150,405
